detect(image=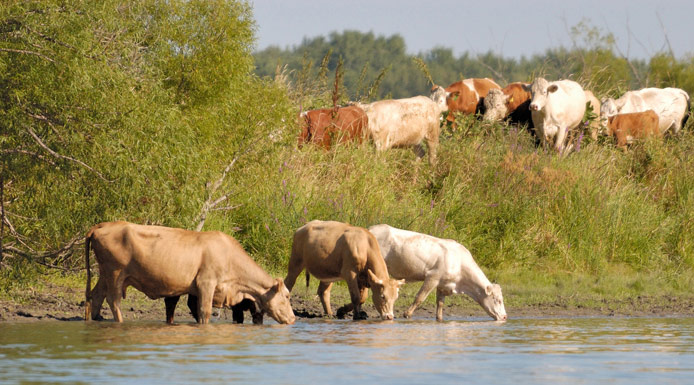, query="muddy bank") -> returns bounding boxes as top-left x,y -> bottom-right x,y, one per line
2,281 -> 693,323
